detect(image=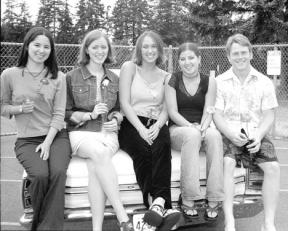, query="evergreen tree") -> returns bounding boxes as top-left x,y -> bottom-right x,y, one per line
86,0 -> 105,31
74,0 -> 87,42
150,0 -> 187,46
1,0 -> 19,41
238,0 -> 288,43
284,0 -> 288,22
56,0 -> 75,44
184,0 -> 243,46
112,0 -> 152,45
15,0 -> 33,42
36,0 -> 65,38
74,0 -> 105,42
